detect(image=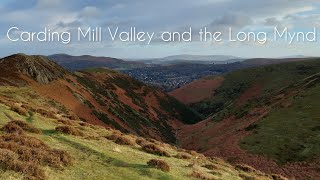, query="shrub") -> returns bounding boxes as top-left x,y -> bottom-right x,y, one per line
235,164 -> 257,173
10,104 -> 28,116
106,134 -> 134,146
188,150 -> 199,156
271,174 -> 288,180
9,120 -> 41,134
58,119 -> 74,125
0,133 -> 72,179
175,152 -> 192,159
0,149 -> 45,180
146,138 -> 160,144
55,126 -> 83,136
135,137 -> 149,146
1,123 -> 24,134
147,159 -> 170,172
202,164 -> 218,170
142,144 -> 170,157
189,170 -> 214,180
35,108 -> 57,119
